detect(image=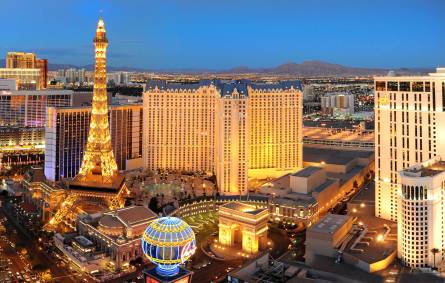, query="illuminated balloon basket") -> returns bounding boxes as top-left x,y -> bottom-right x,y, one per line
142,217 -> 196,282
